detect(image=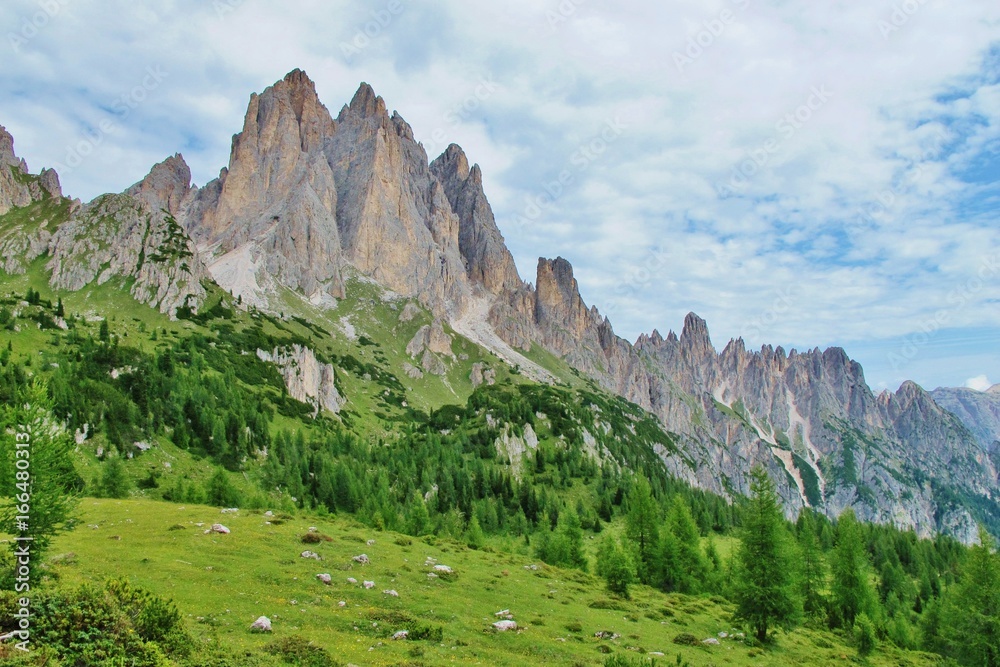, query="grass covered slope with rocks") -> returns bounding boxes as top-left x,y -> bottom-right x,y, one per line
4,498 -> 945,667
